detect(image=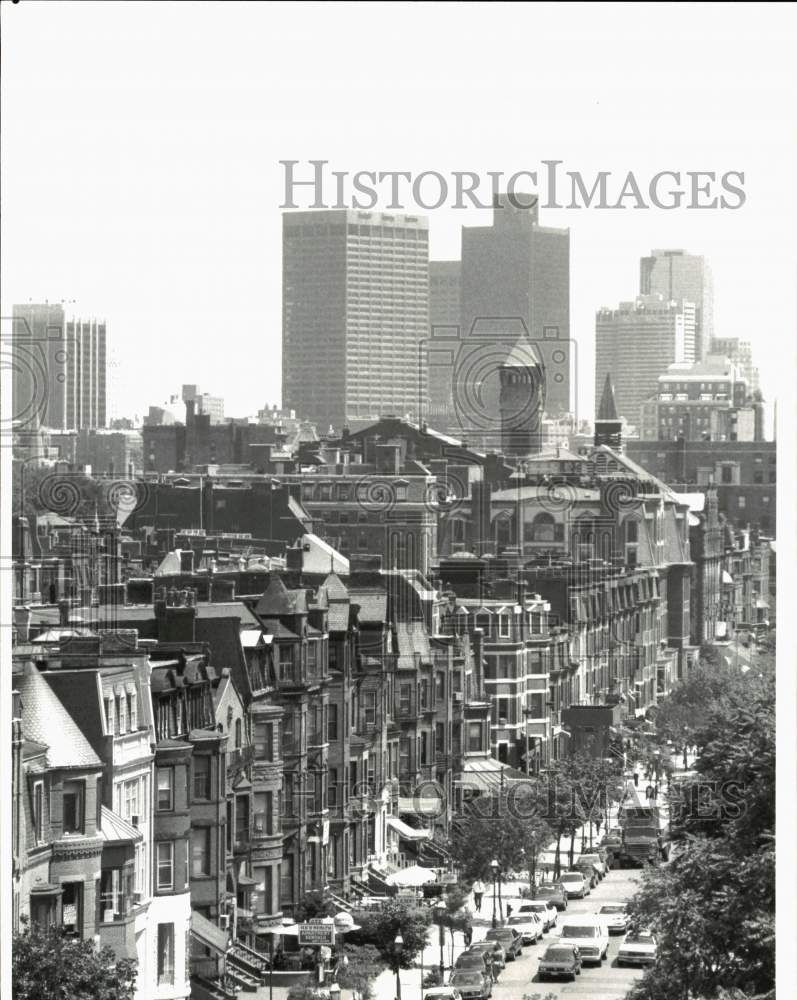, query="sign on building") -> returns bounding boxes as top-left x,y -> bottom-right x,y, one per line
298,920 -> 336,946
